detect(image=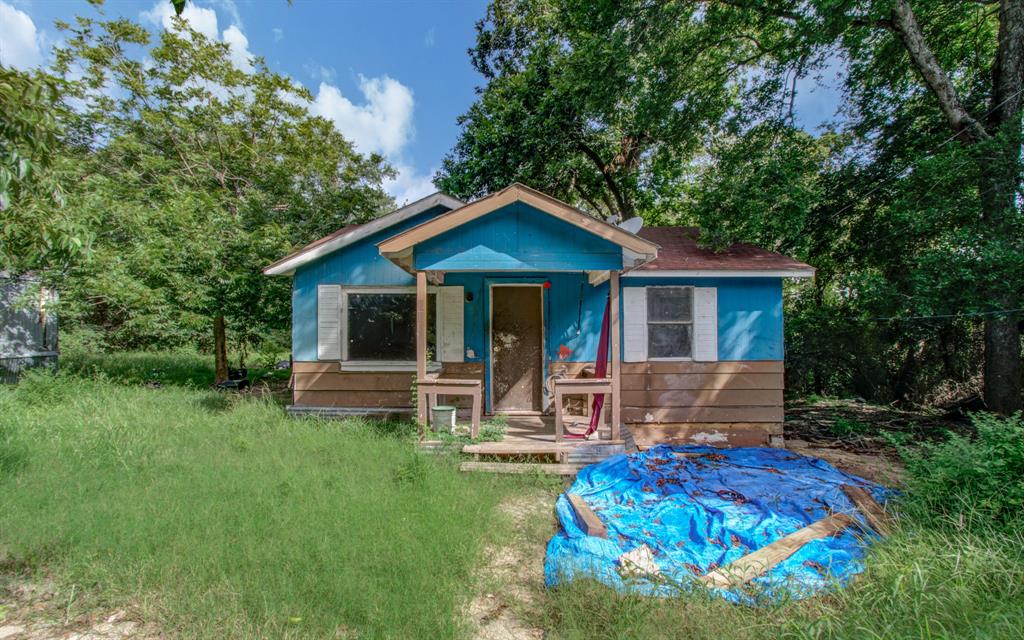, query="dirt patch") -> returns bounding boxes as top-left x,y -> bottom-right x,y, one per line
0,577 -> 160,640
785,439 -> 905,486
467,490 -> 556,640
